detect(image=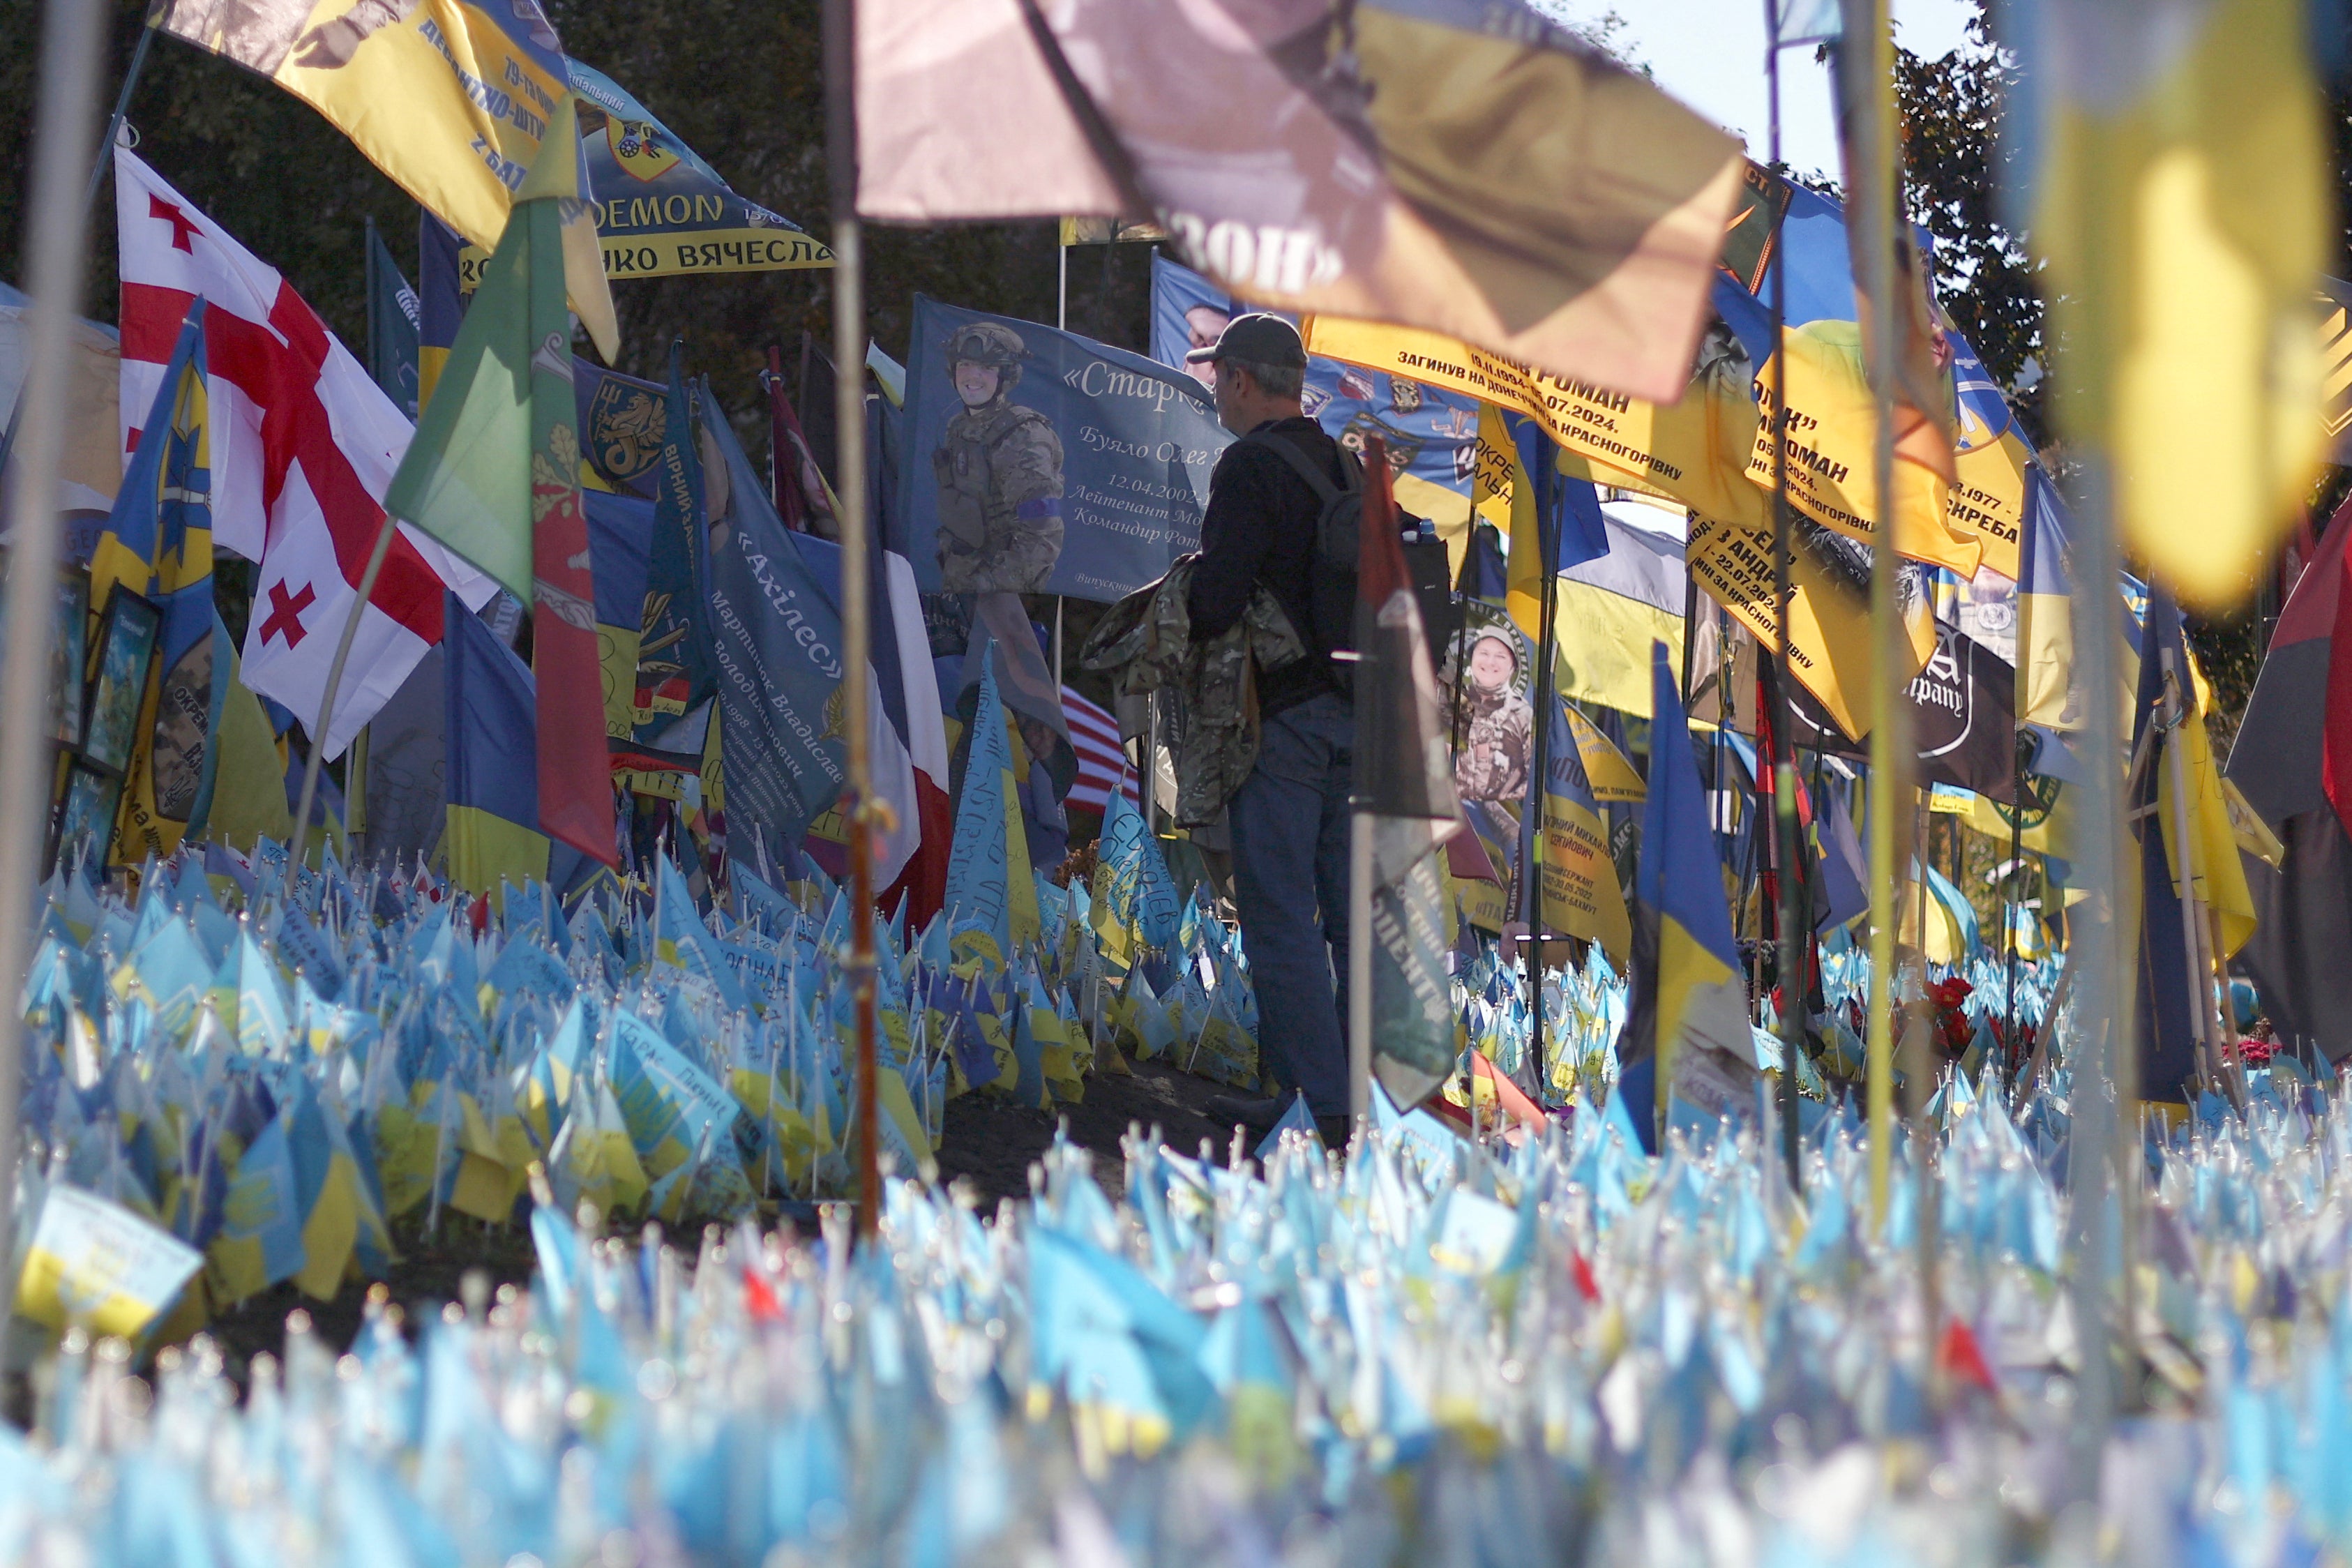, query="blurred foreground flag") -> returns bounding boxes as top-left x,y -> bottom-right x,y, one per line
857,0 -> 1125,221
2004,0 -> 2330,608
876,0 -> 1742,400
154,0 -> 617,356
17,1184 -> 202,1341
1355,439 -> 1463,1111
